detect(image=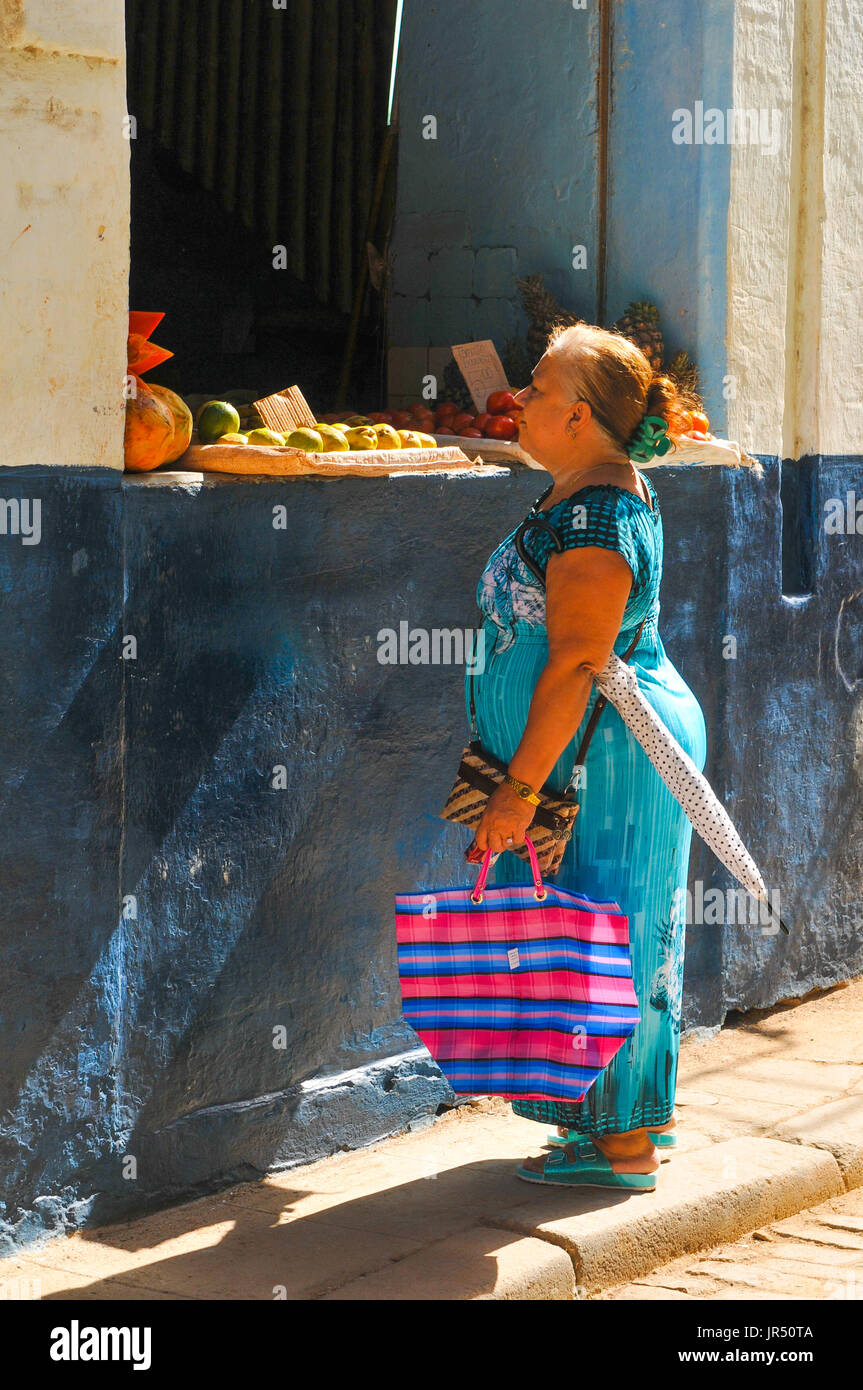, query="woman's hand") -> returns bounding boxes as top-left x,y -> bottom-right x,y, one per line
470,782 -> 536,856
